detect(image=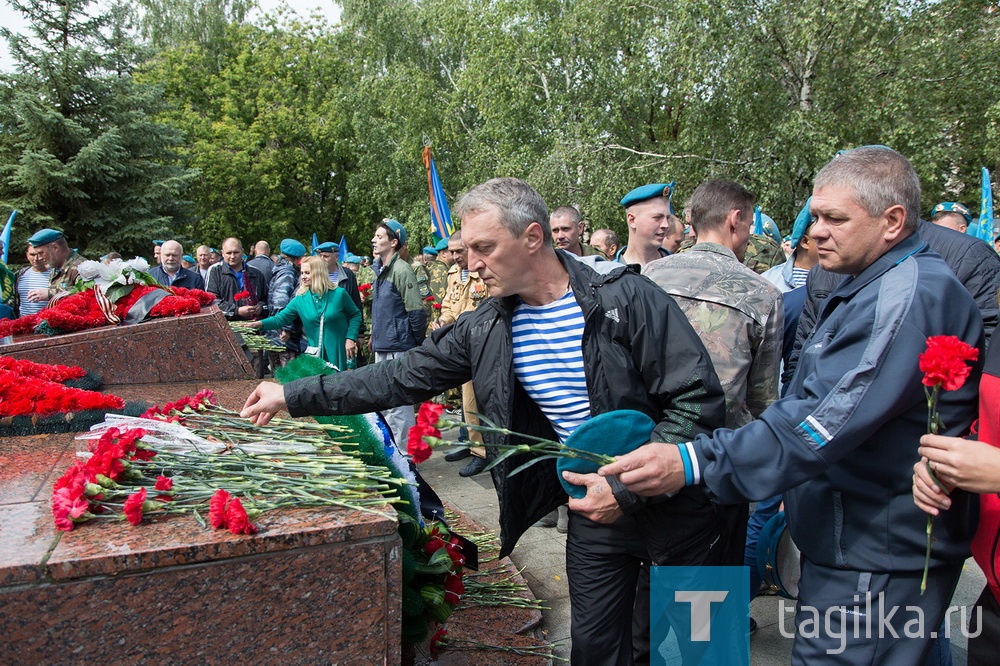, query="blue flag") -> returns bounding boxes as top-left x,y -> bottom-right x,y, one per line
338,235 -> 348,263
312,233 -> 319,253
1,210 -> 15,264
753,206 -> 763,235
423,146 -> 454,239
980,167 -> 994,242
